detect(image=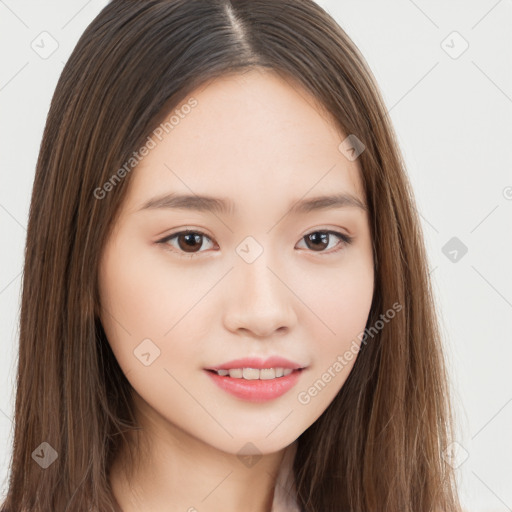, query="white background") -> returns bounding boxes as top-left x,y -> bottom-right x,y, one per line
1,1 -> 511,510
